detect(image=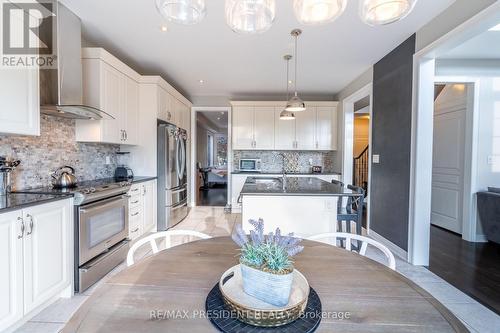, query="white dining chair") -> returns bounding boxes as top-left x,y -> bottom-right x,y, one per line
127,230 -> 212,266
307,232 -> 396,270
